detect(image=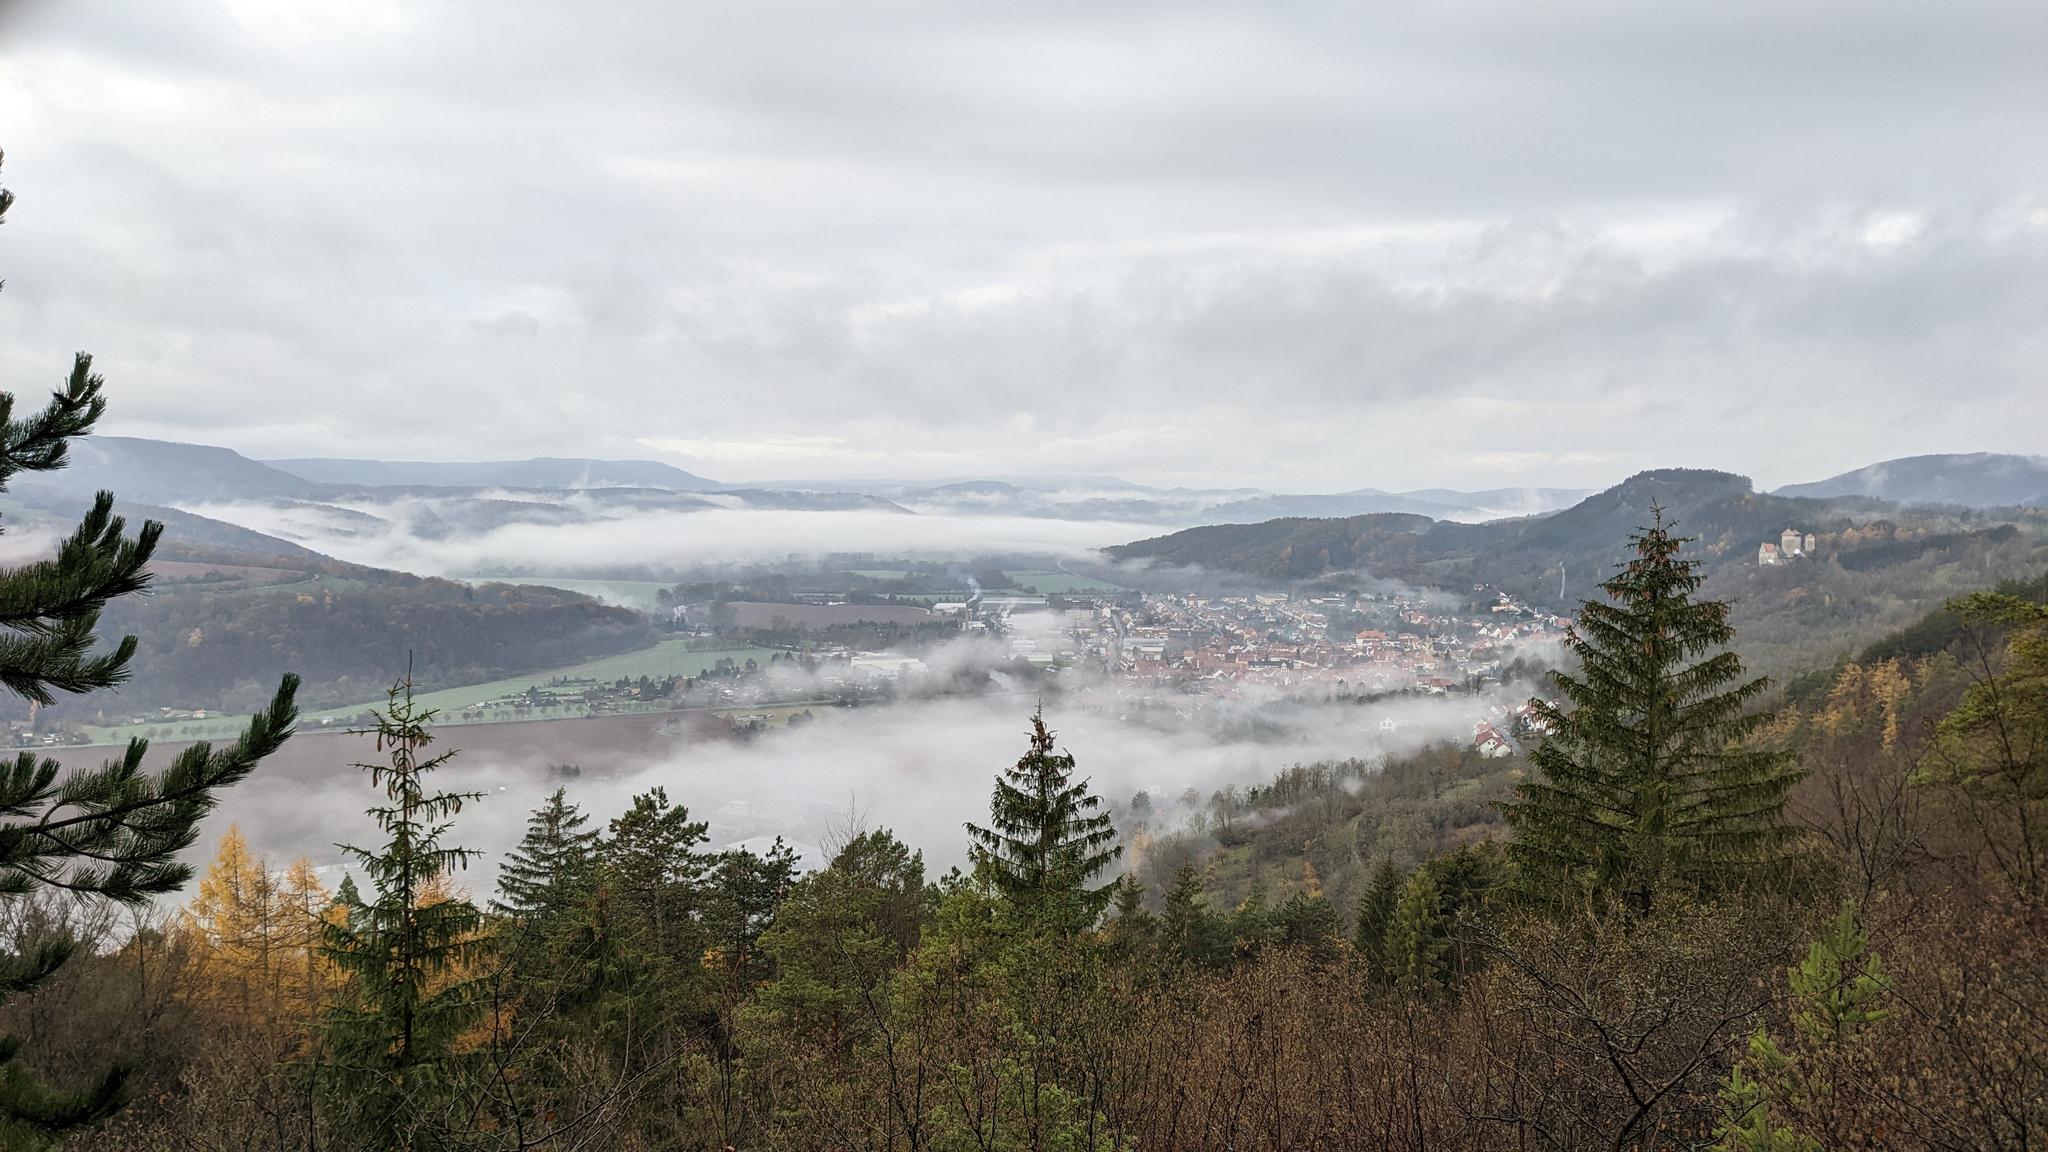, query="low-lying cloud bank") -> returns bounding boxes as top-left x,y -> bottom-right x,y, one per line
197,672 -> 1527,891
182,498 -> 1154,576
